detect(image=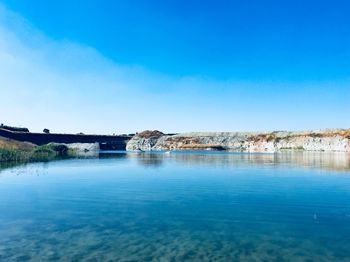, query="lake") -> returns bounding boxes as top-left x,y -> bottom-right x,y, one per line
1,151 -> 350,261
